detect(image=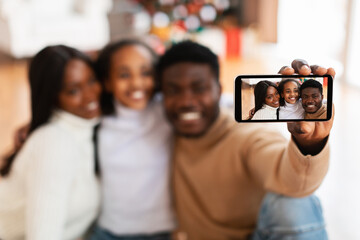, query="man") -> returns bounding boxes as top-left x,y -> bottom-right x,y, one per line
301,79 -> 327,119
157,41 -> 334,240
